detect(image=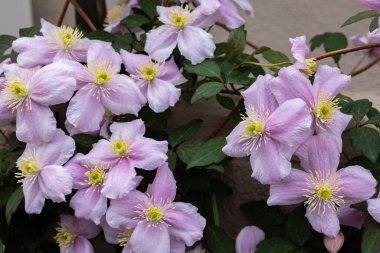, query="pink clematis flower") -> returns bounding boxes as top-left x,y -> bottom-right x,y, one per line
16,129 -> 75,214
0,62 -> 76,144
66,42 -> 146,134
357,0 -> 380,12
368,193 -> 380,223
289,35 -> 317,76
85,119 -> 168,199
104,0 -> 139,33
13,19 -> 92,68
145,6 -> 216,64
106,164 -> 206,253
222,75 -> 312,184
65,153 -> 142,224
270,65 -> 352,152
235,226 -> 265,253
267,135 -> 377,237
120,50 -> 187,112
54,215 -> 101,253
